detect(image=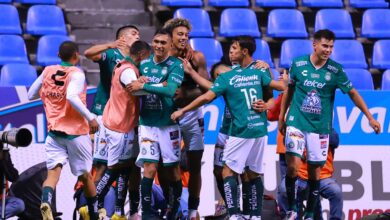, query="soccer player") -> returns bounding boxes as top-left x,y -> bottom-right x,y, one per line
128,29 -> 184,220
27,41 -> 100,220
162,18 -> 209,219
84,25 -> 141,218
171,36 -> 286,220
278,29 -> 381,220
84,40 -> 150,220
